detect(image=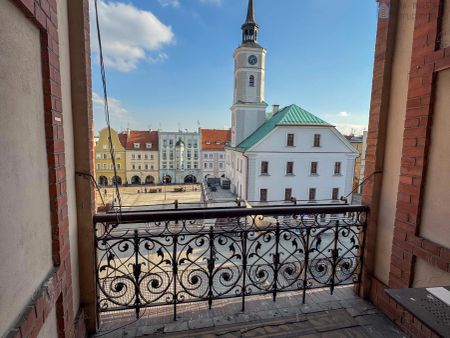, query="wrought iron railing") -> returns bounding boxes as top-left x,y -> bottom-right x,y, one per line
94,204 -> 368,320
